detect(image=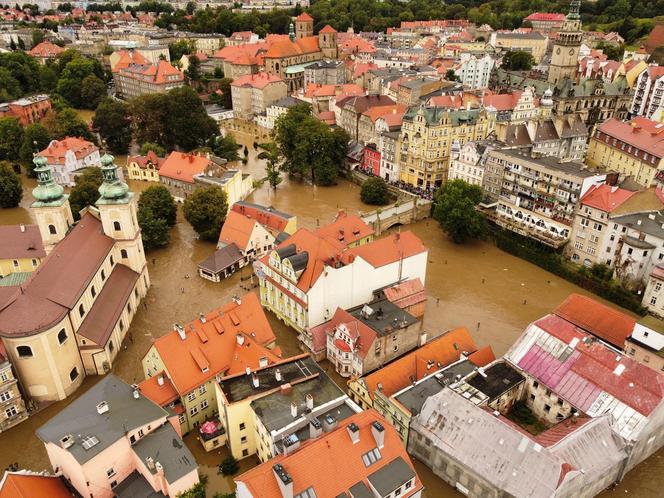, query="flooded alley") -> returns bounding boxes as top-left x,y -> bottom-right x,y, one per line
0,142 -> 662,497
